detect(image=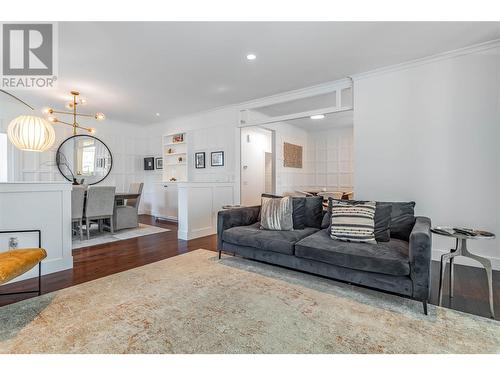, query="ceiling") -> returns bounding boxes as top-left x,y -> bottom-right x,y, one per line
7,22 -> 500,125
285,110 -> 353,132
